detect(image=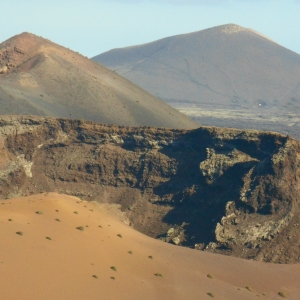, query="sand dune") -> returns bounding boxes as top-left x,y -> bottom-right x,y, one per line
0,193 -> 299,299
